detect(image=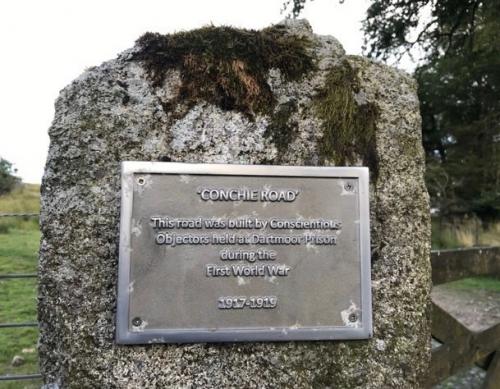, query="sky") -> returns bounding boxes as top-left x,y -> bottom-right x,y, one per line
0,0 -> 380,183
